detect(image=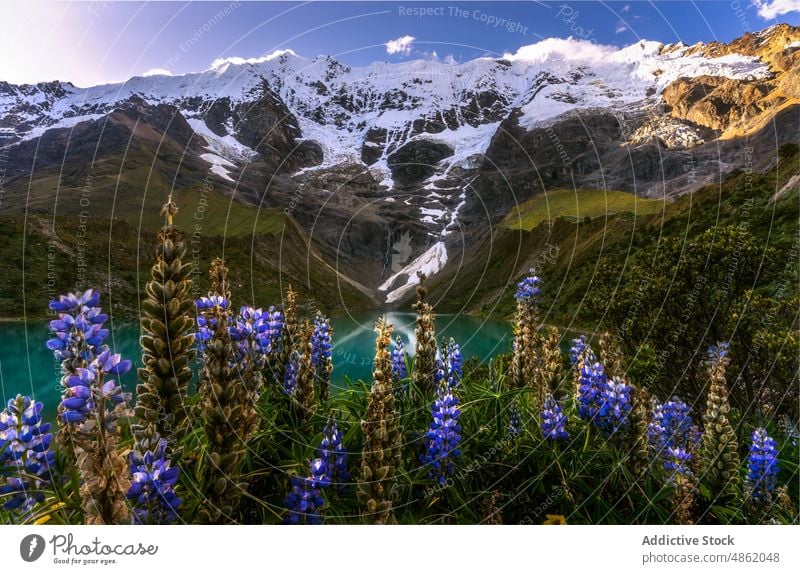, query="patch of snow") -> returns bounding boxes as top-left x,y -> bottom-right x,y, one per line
420,207 -> 446,218
512,38 -> 770,129
786,41 -> 800,50
379,241 -> 448,303
22,113 -> 105,141
186,117 -> 257,163
208,49 -> 300,71
200,153 -> 236,182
